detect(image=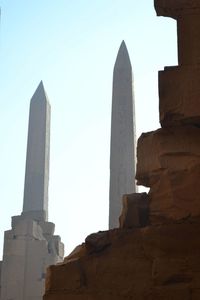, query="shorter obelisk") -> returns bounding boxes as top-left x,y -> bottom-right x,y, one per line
0,82 -> 64,300
23,81 -> 50,219
109,41 -> 137,229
